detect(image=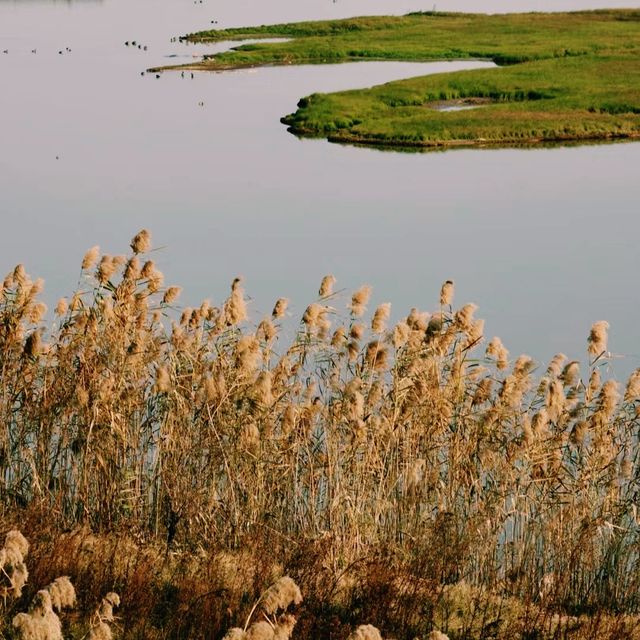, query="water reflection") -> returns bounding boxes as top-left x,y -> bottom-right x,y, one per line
323,135 -> 639,154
